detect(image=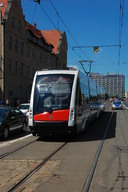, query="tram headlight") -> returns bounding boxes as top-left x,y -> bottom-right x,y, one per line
29,110 -> 32,119
70,108 -> 75,121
